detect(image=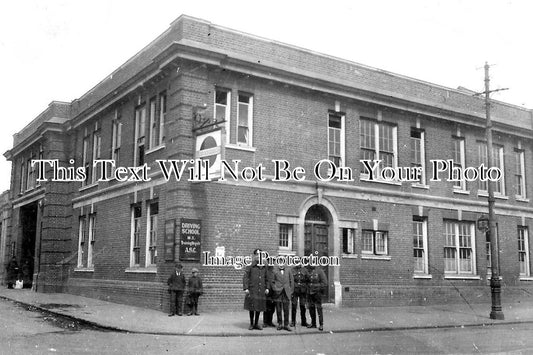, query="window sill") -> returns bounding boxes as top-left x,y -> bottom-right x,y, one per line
411,184 -> 429,189
359,175 -> 402,186
519,276 -> 533,281
444,275 -> 480,280
341,254 -> 358,259
79,183 -> 98,192
453,189 -> 470,195
413,274 -> 432,279
125,267 -> 157,274
361,254 -> 391,261
226,144 -> 256,152
277,248 -> 295,256
74,267 -> 94,272
146,144 -> 165,155
516,197 -> 530,203
477,192 -> 508,200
